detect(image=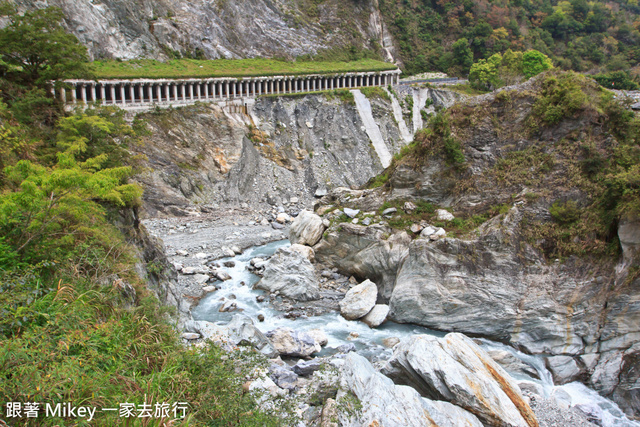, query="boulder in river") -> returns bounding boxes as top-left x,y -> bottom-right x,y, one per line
361,304 -> 389,328
289,243 -> 315,261
184,316 -> 277,358
255,248 -> 320,301
381,333 -> 538,427
266,327 -> 321,358
338,352 -> 483,427
290,210 -> 326,246
339,279 -> 378,320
